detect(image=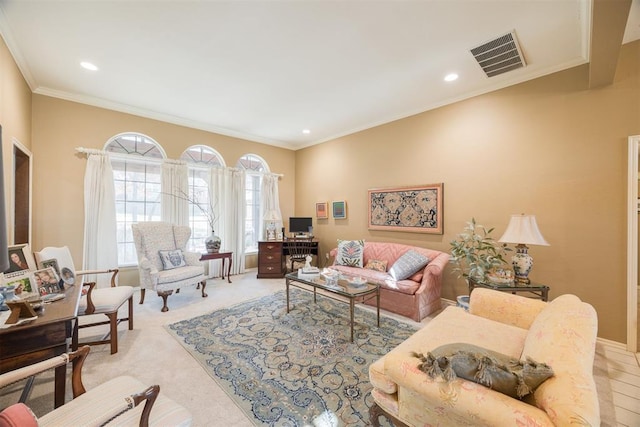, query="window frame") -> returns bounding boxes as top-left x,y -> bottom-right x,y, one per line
106,133 -> 166,267
236,154 -> 270,254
